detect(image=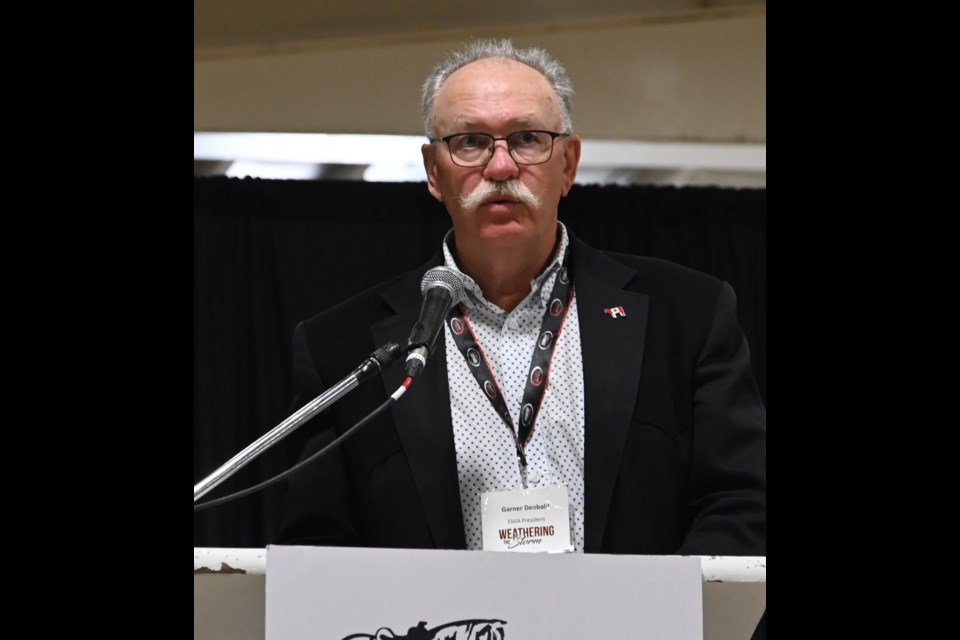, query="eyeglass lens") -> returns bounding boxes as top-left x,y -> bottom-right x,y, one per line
448,131 -> 556,166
